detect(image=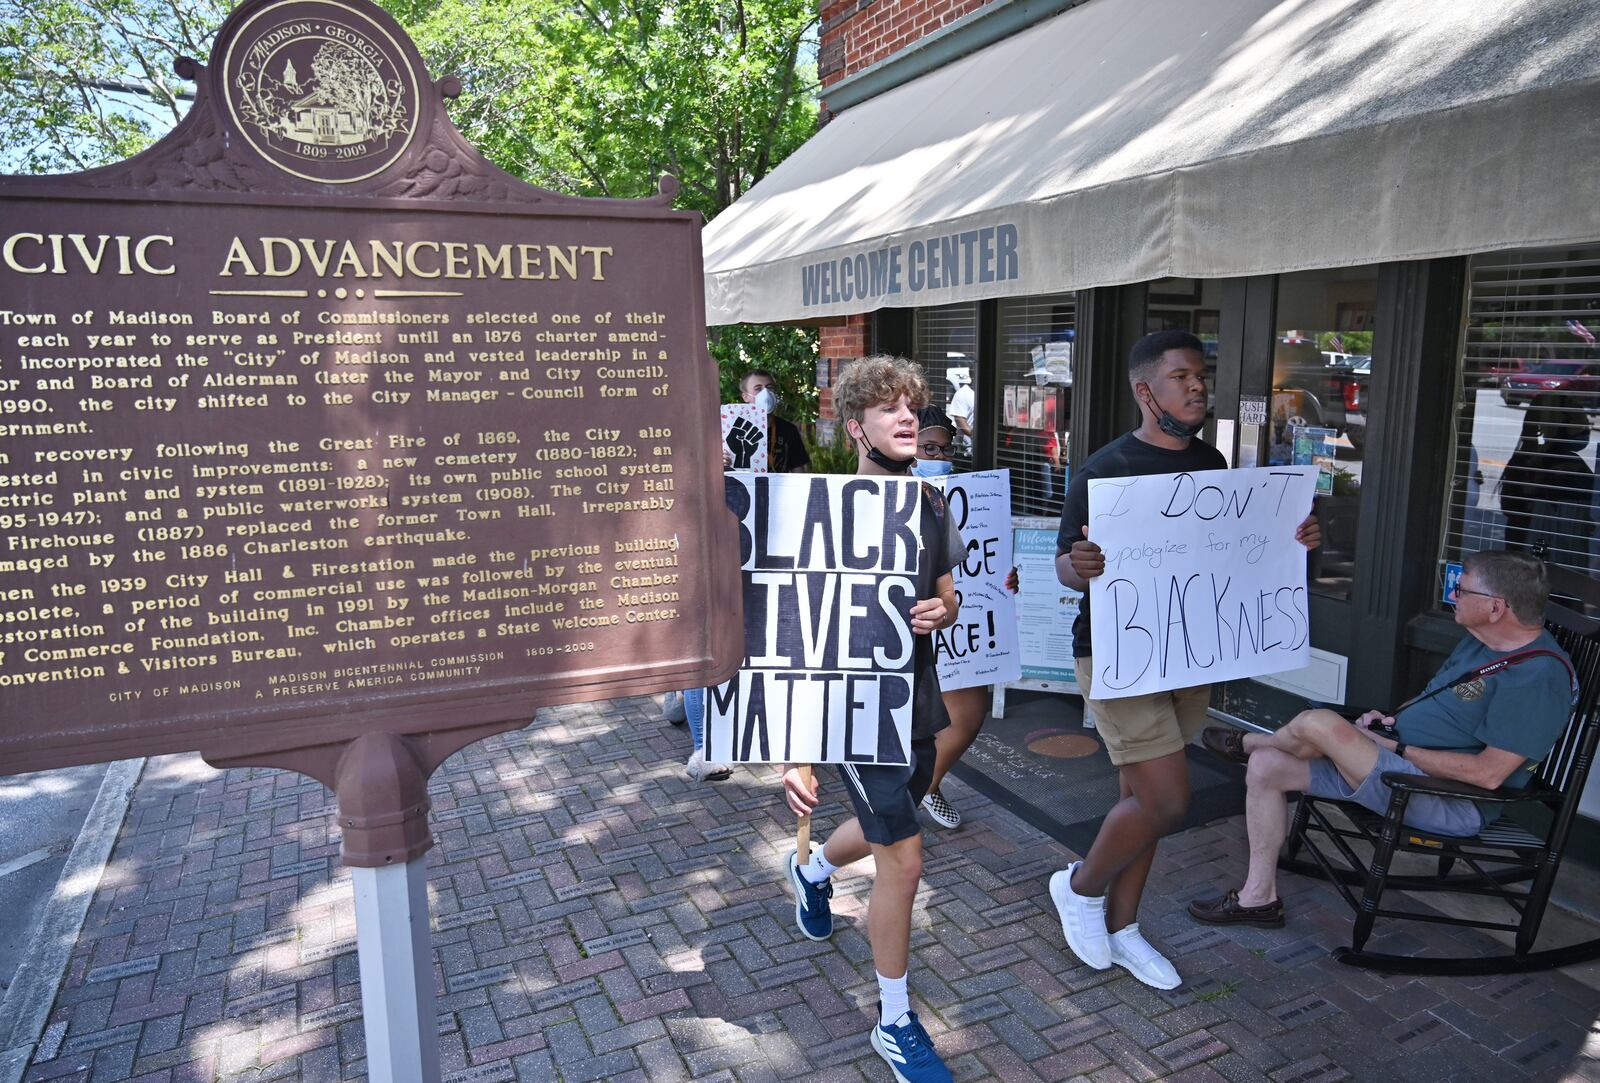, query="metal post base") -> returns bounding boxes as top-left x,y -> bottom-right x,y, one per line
352,859 -> 441,1083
